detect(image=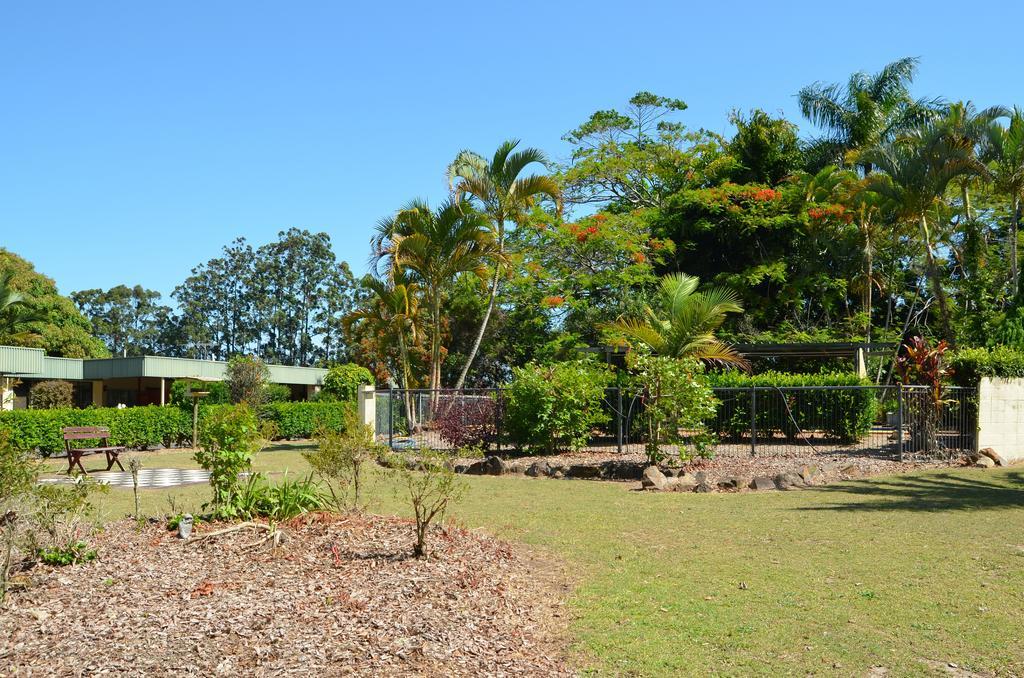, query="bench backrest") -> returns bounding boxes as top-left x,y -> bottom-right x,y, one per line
62,426 -> 111,441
